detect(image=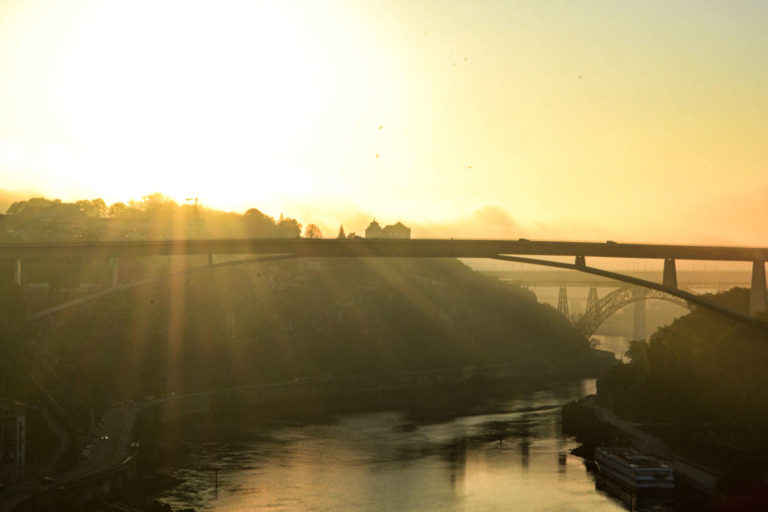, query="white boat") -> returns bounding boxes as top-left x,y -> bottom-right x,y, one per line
594,447 -> 674,493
